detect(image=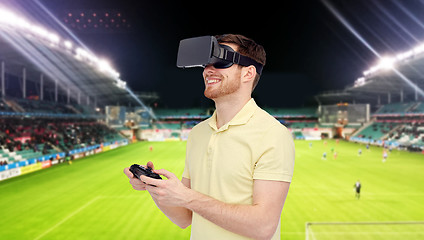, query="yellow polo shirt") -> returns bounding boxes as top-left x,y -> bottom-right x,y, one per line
182,98 -> 295,240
